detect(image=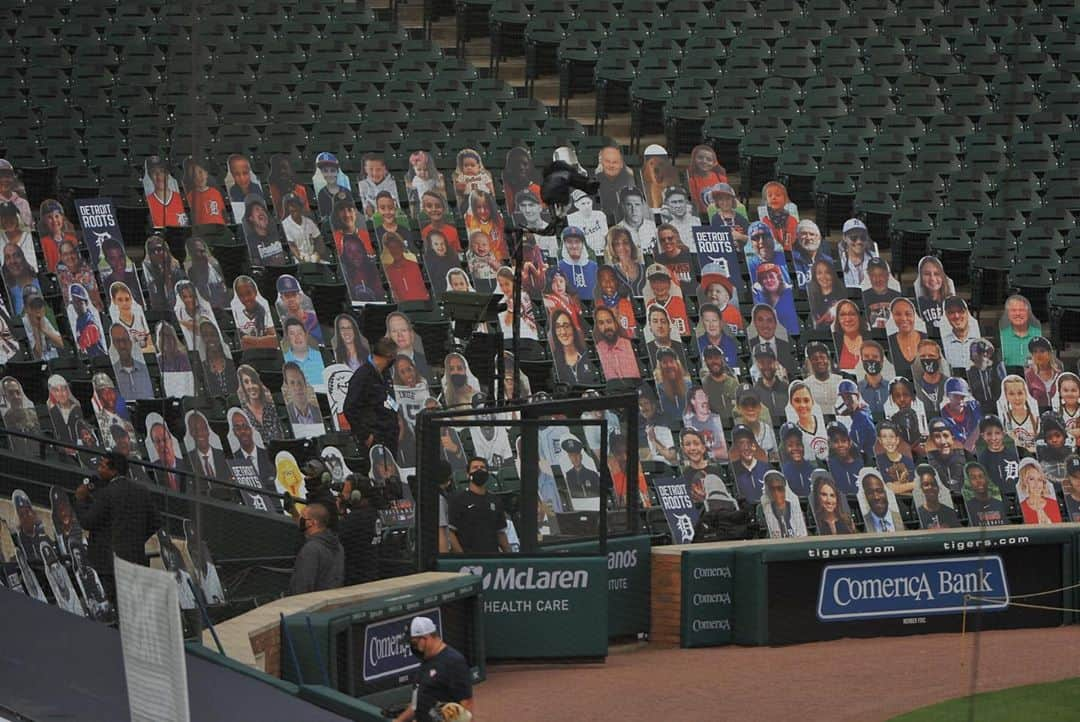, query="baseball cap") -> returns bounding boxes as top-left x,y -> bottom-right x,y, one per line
837,379 -> 858,395
928,418 -> 950,435
40,199 -> 63,216
410,616 -> 437,637
731,424 -> 755,442
867,257 -> 890,272
69,283 -> 89,302
643,144 -> 668,157
23,285 -> 44,308
1067,456 -> 1080,477
702,345 -> 725,359
276,274 -> 301,294
737,385 -> 760,407
315,152 -> 339,167
826,421 -> 849,438
1029,336 -> 1052,353
780,422 -> 802,441
943,295 -> 967,312
516,189 -> 540,205
979,414 -> 1004,432
842,218 -> 867,234
763,469 -> 786,487
145,155 -> 167,173
709,182 -> 736,198
618,186 -> 645,203
561,225 -> 585,242
753,343 -> 776,360
805,340 -> 830,357
646,263 -> 671,280
281,192 -> 303,209
747,220 -> 771,238
755,262 -> 781,280
945,377 -> 970,396
699,273 -> 734,296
